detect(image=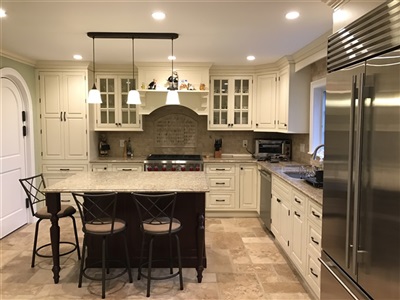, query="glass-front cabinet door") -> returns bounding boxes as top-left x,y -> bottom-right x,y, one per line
210,76 -> 252,130
95,75 -> 142,131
